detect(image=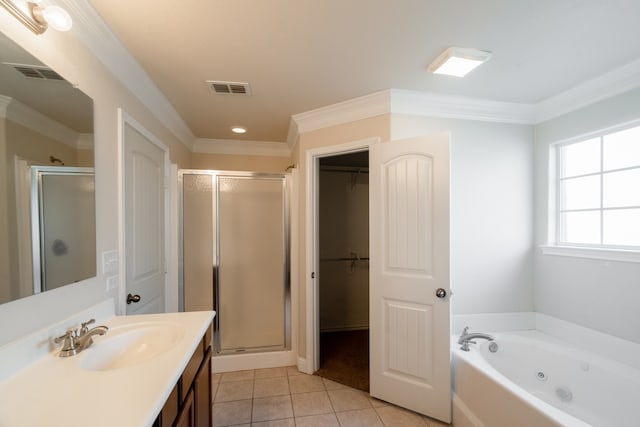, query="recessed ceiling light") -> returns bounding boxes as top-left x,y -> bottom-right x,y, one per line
427,47 -> 492,77
231,126 -> 247,134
